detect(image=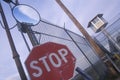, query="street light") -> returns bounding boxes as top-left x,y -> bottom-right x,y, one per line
0,2 -> 27,80
12,4 -> 41,46
12,4 -> 40,26
1,0 -> 41,79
